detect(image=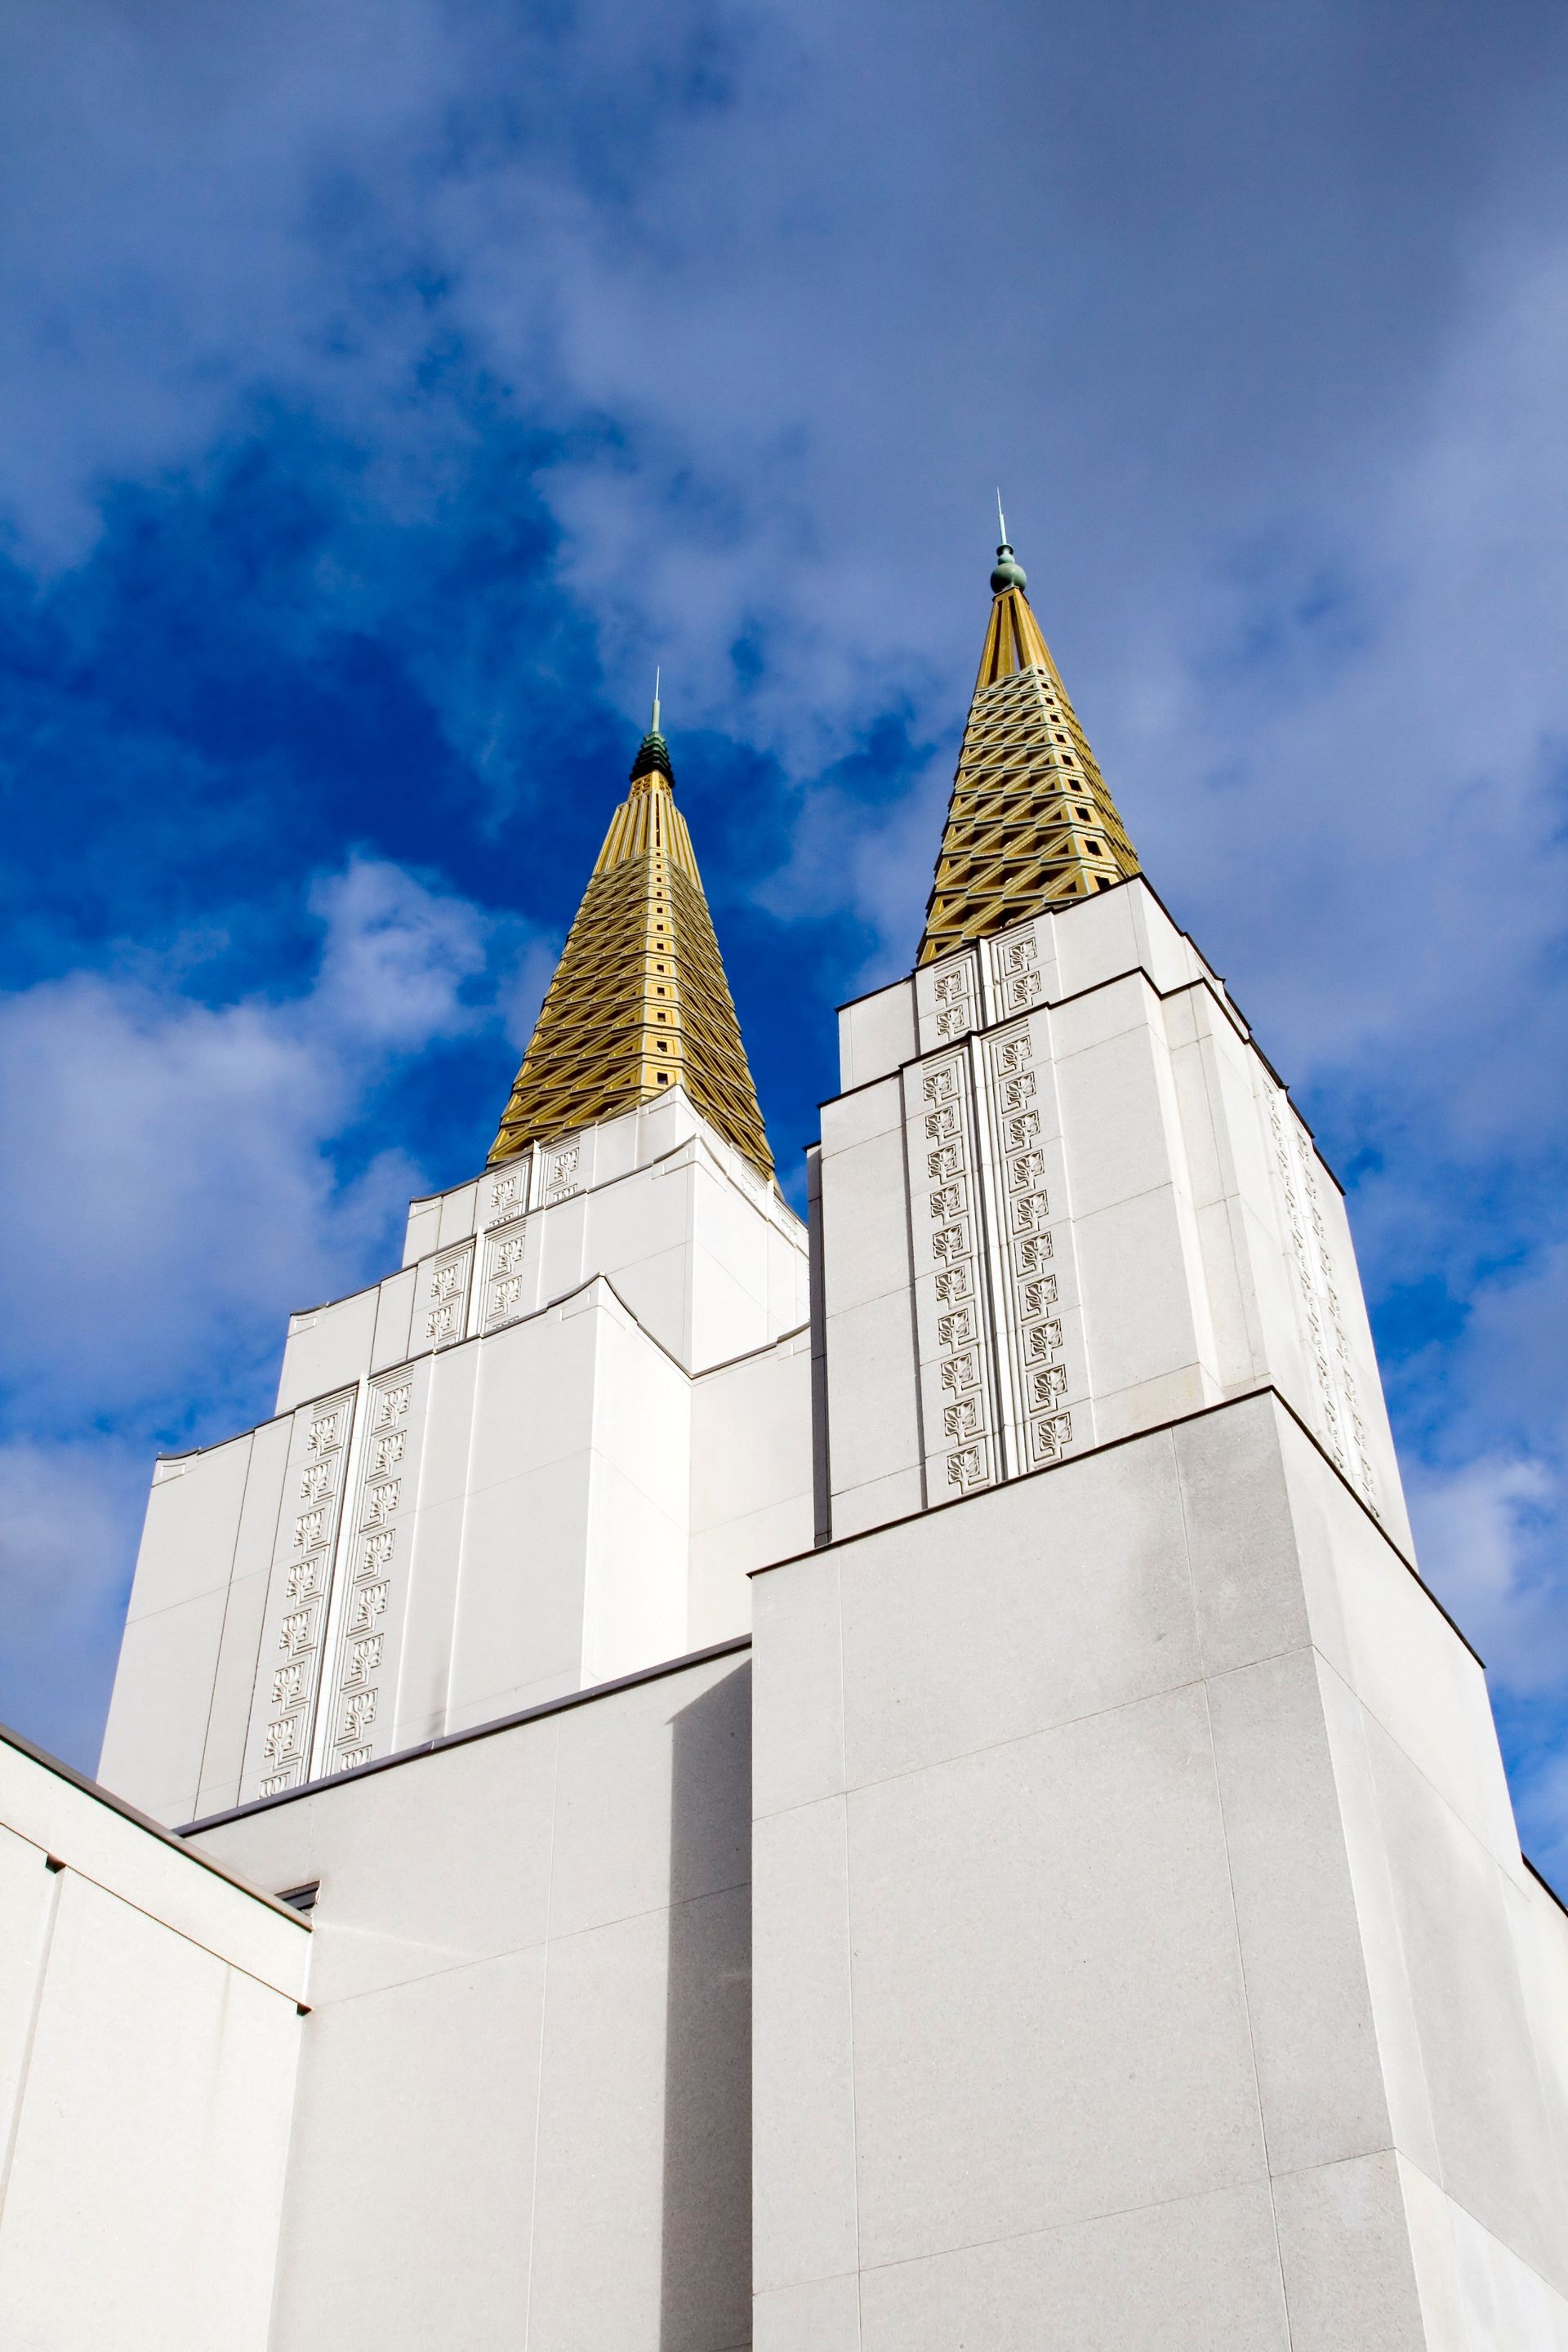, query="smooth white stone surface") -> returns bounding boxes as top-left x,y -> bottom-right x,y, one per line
122,1428 -> 252,1620
196,1648 -> 754,2352
755,2268 -> 863,2352
547,1654 -> 750,1940
0,1818 -> 56,2129
755,1396 -> 1568,2347
822,1289 -> 923,1499
1174,1396 -> 1311,1675
838,980 -> 916,1094
277,1283 -> 380,1414
828,1465 -> 924,1541
1364,1704 -> 1568,2290
833,1430 -> 1200,1789
1207,1647 -> 1391,2173
1272,2150 -> 1428,2351
821,1068 -> 903,1159
751,1550 -> 844,1821
819,1135 -> 915,1318
844,1684 -> 1266,2266
1443,2172 -> 1568,2348
855,2180 -> 1291,2352
0,1749 -> 305,2352
96,1584 -> 229,1823
270,1945 -> 547,2350
1279,1414 -> 1518,1872
752,1796 -> 861,2292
